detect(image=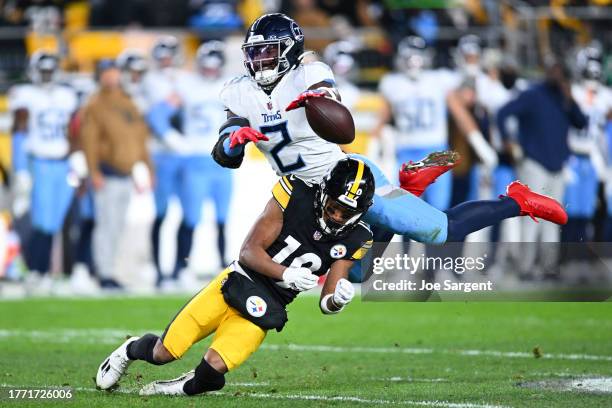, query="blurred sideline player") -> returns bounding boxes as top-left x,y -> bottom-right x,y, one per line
9,50 -> 78,294
562,46 -> 612,242
147,40 -> 232,289
323,41 -> 361,111
212,12 -> 569,276
143,36 -> 190,289
96,158 -> 374,396
117,49 -> 149,112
